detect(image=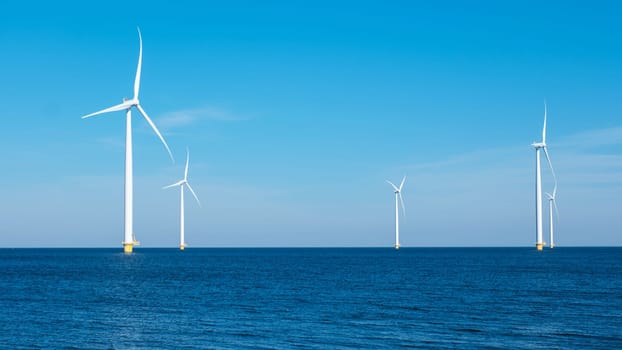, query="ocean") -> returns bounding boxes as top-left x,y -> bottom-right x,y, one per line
1,247 -> 620,349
